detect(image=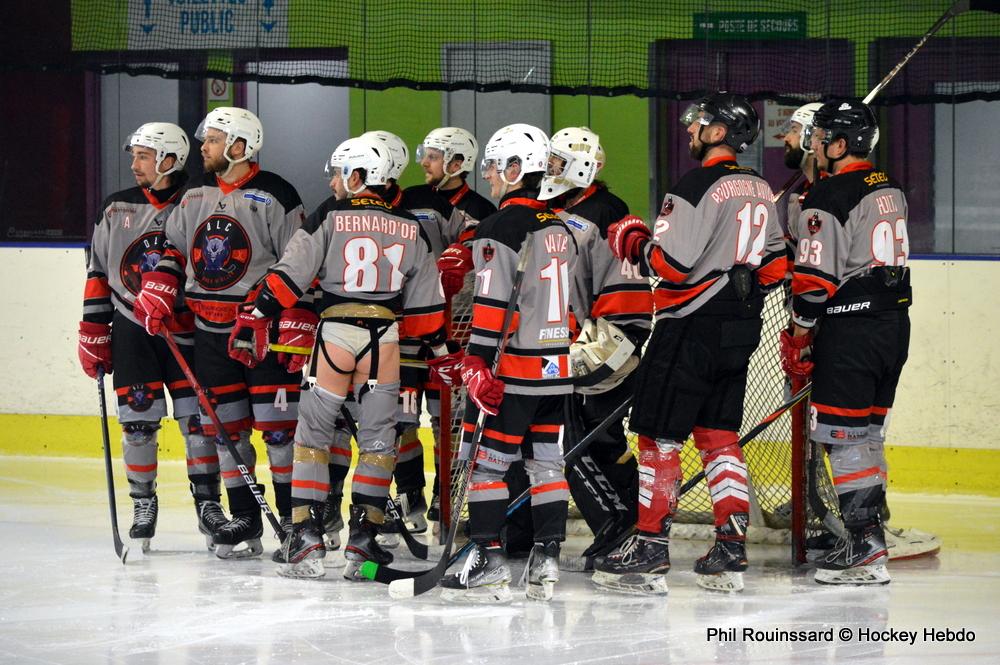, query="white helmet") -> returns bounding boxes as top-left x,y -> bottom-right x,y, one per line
783,102 -> 823,160
416,127 -> 478,186
539,126 -> 605,201
123,122 -> 189,188
361,130 -> 409,181
195,107 -> 263,174
326,136 -> 394,195
480,123 -> 549,186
